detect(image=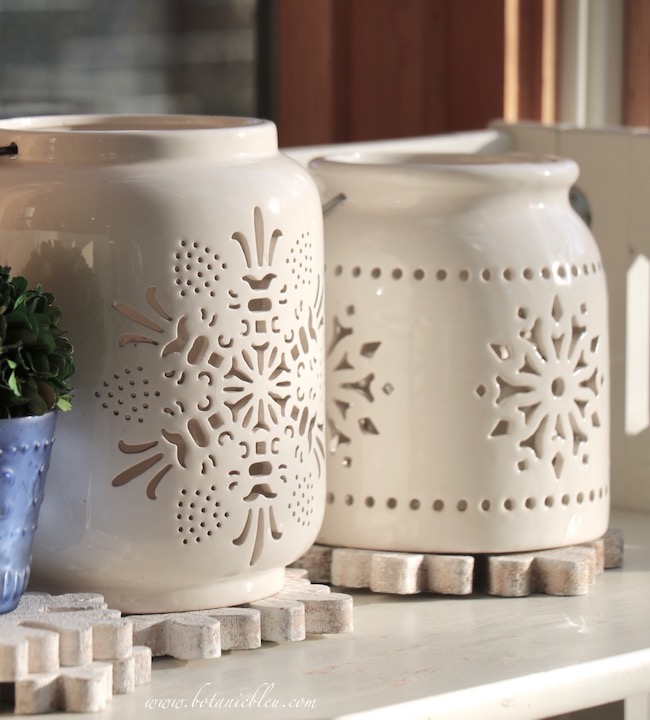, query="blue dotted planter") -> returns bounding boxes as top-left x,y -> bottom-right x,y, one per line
0,411 -> 57,613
